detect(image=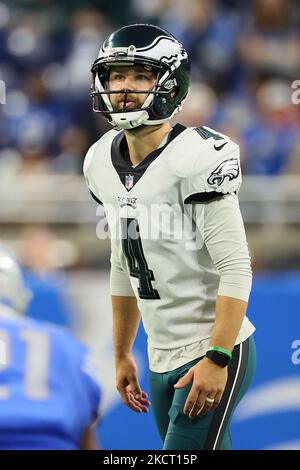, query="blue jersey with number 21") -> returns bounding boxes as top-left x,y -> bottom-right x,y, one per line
0,308 -> 101,449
